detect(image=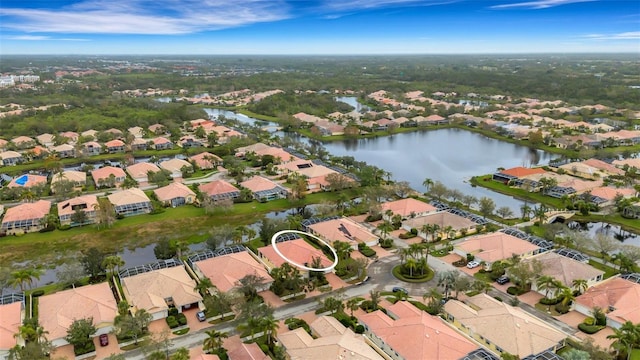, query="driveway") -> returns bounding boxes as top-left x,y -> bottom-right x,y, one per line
95,333 -> 123,358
